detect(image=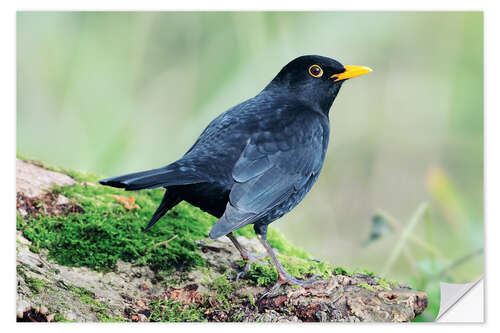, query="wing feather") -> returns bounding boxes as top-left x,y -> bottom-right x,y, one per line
209,114 -> 327,239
